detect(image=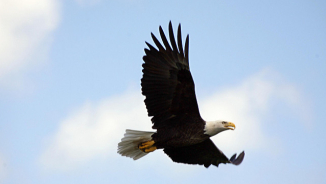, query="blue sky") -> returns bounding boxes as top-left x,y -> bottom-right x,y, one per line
0,0 -> 325,183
